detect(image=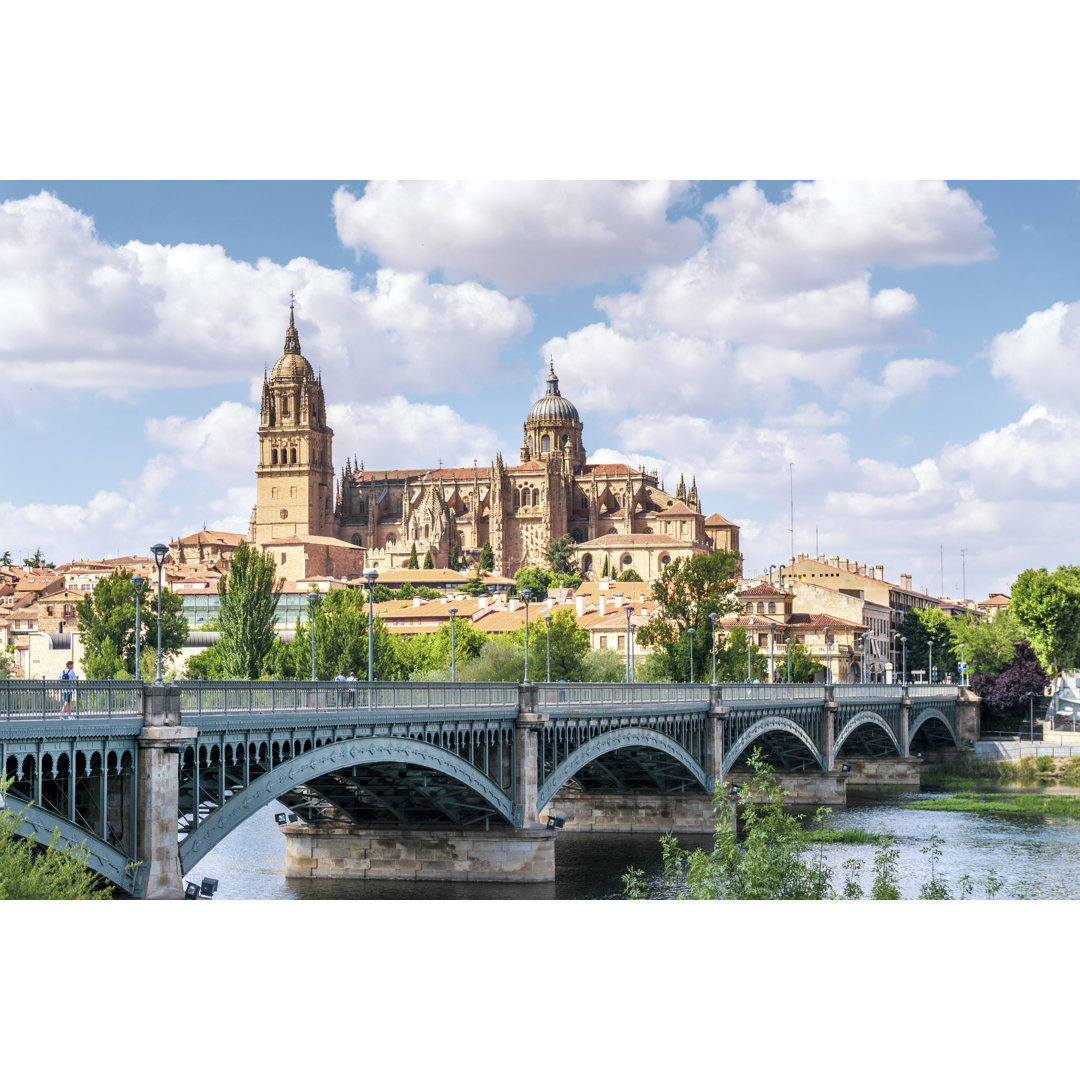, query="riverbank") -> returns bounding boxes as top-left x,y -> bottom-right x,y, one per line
923,755 -> 1080,787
